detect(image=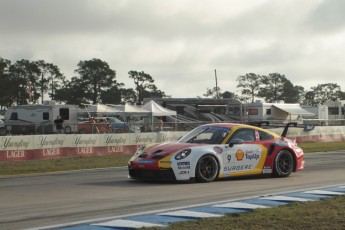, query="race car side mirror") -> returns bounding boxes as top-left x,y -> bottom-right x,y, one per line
229,139 -> 244,147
